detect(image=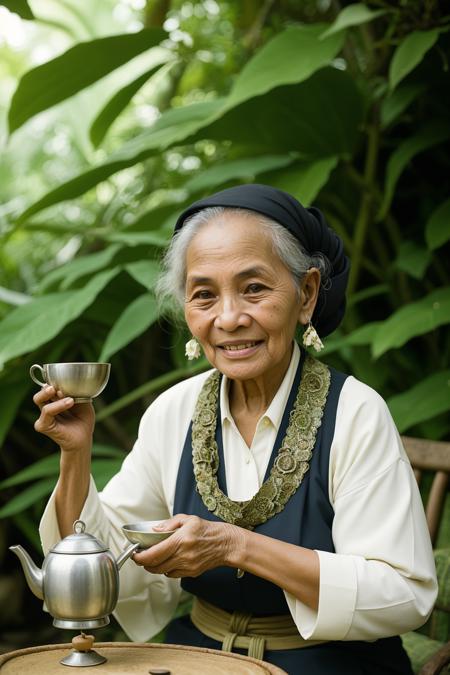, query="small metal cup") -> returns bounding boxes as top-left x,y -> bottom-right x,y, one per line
30,362 -> 111,403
